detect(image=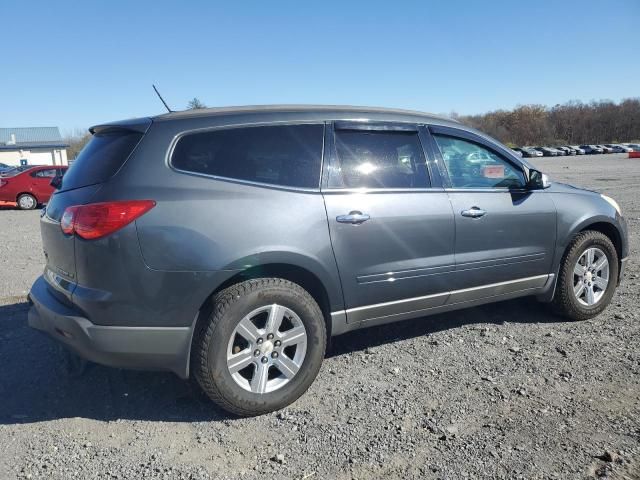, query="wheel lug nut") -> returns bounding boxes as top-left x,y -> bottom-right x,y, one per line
271,351 -> 278,359
254,349 -> 260,357
261,356 -> 268,364
267,333 -> 274,340
256,338 -> 263,345
274,340 -> 281,347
